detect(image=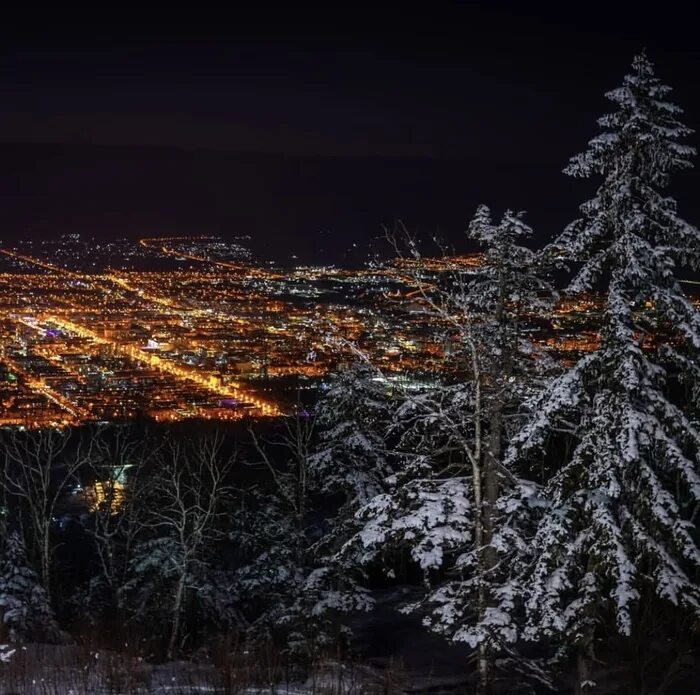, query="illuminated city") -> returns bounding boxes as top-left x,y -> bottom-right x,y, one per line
0,235 -> 459,427
3,233 -> 693,429
1,11 -> 700,690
